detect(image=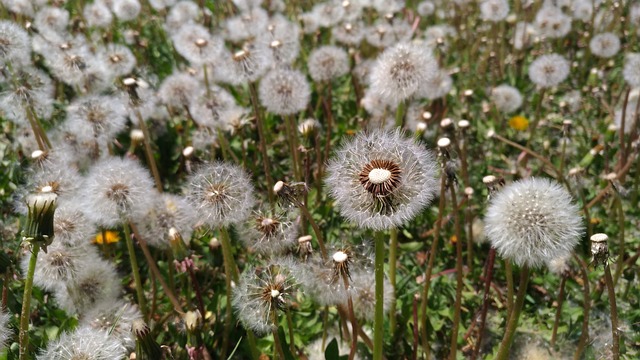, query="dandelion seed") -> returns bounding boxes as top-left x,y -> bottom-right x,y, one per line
173,23 -> 225,65
84,1 -> 114,28
133,193 -> 196,249
480,0 -> 509,22
534,5 -> 572,39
